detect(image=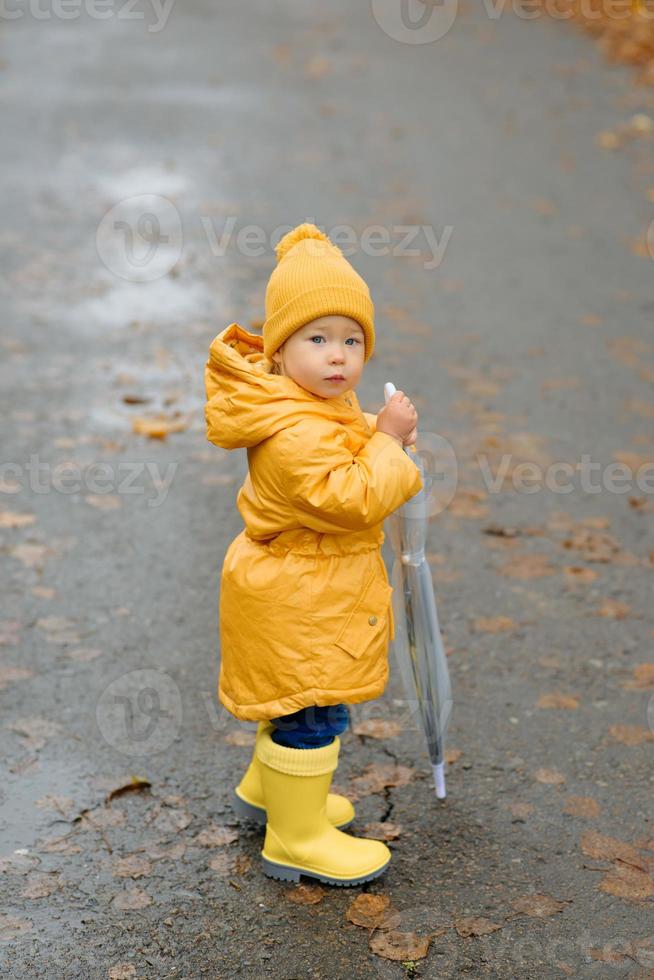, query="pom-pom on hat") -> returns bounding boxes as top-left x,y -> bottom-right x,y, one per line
262,223 -> 375,363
